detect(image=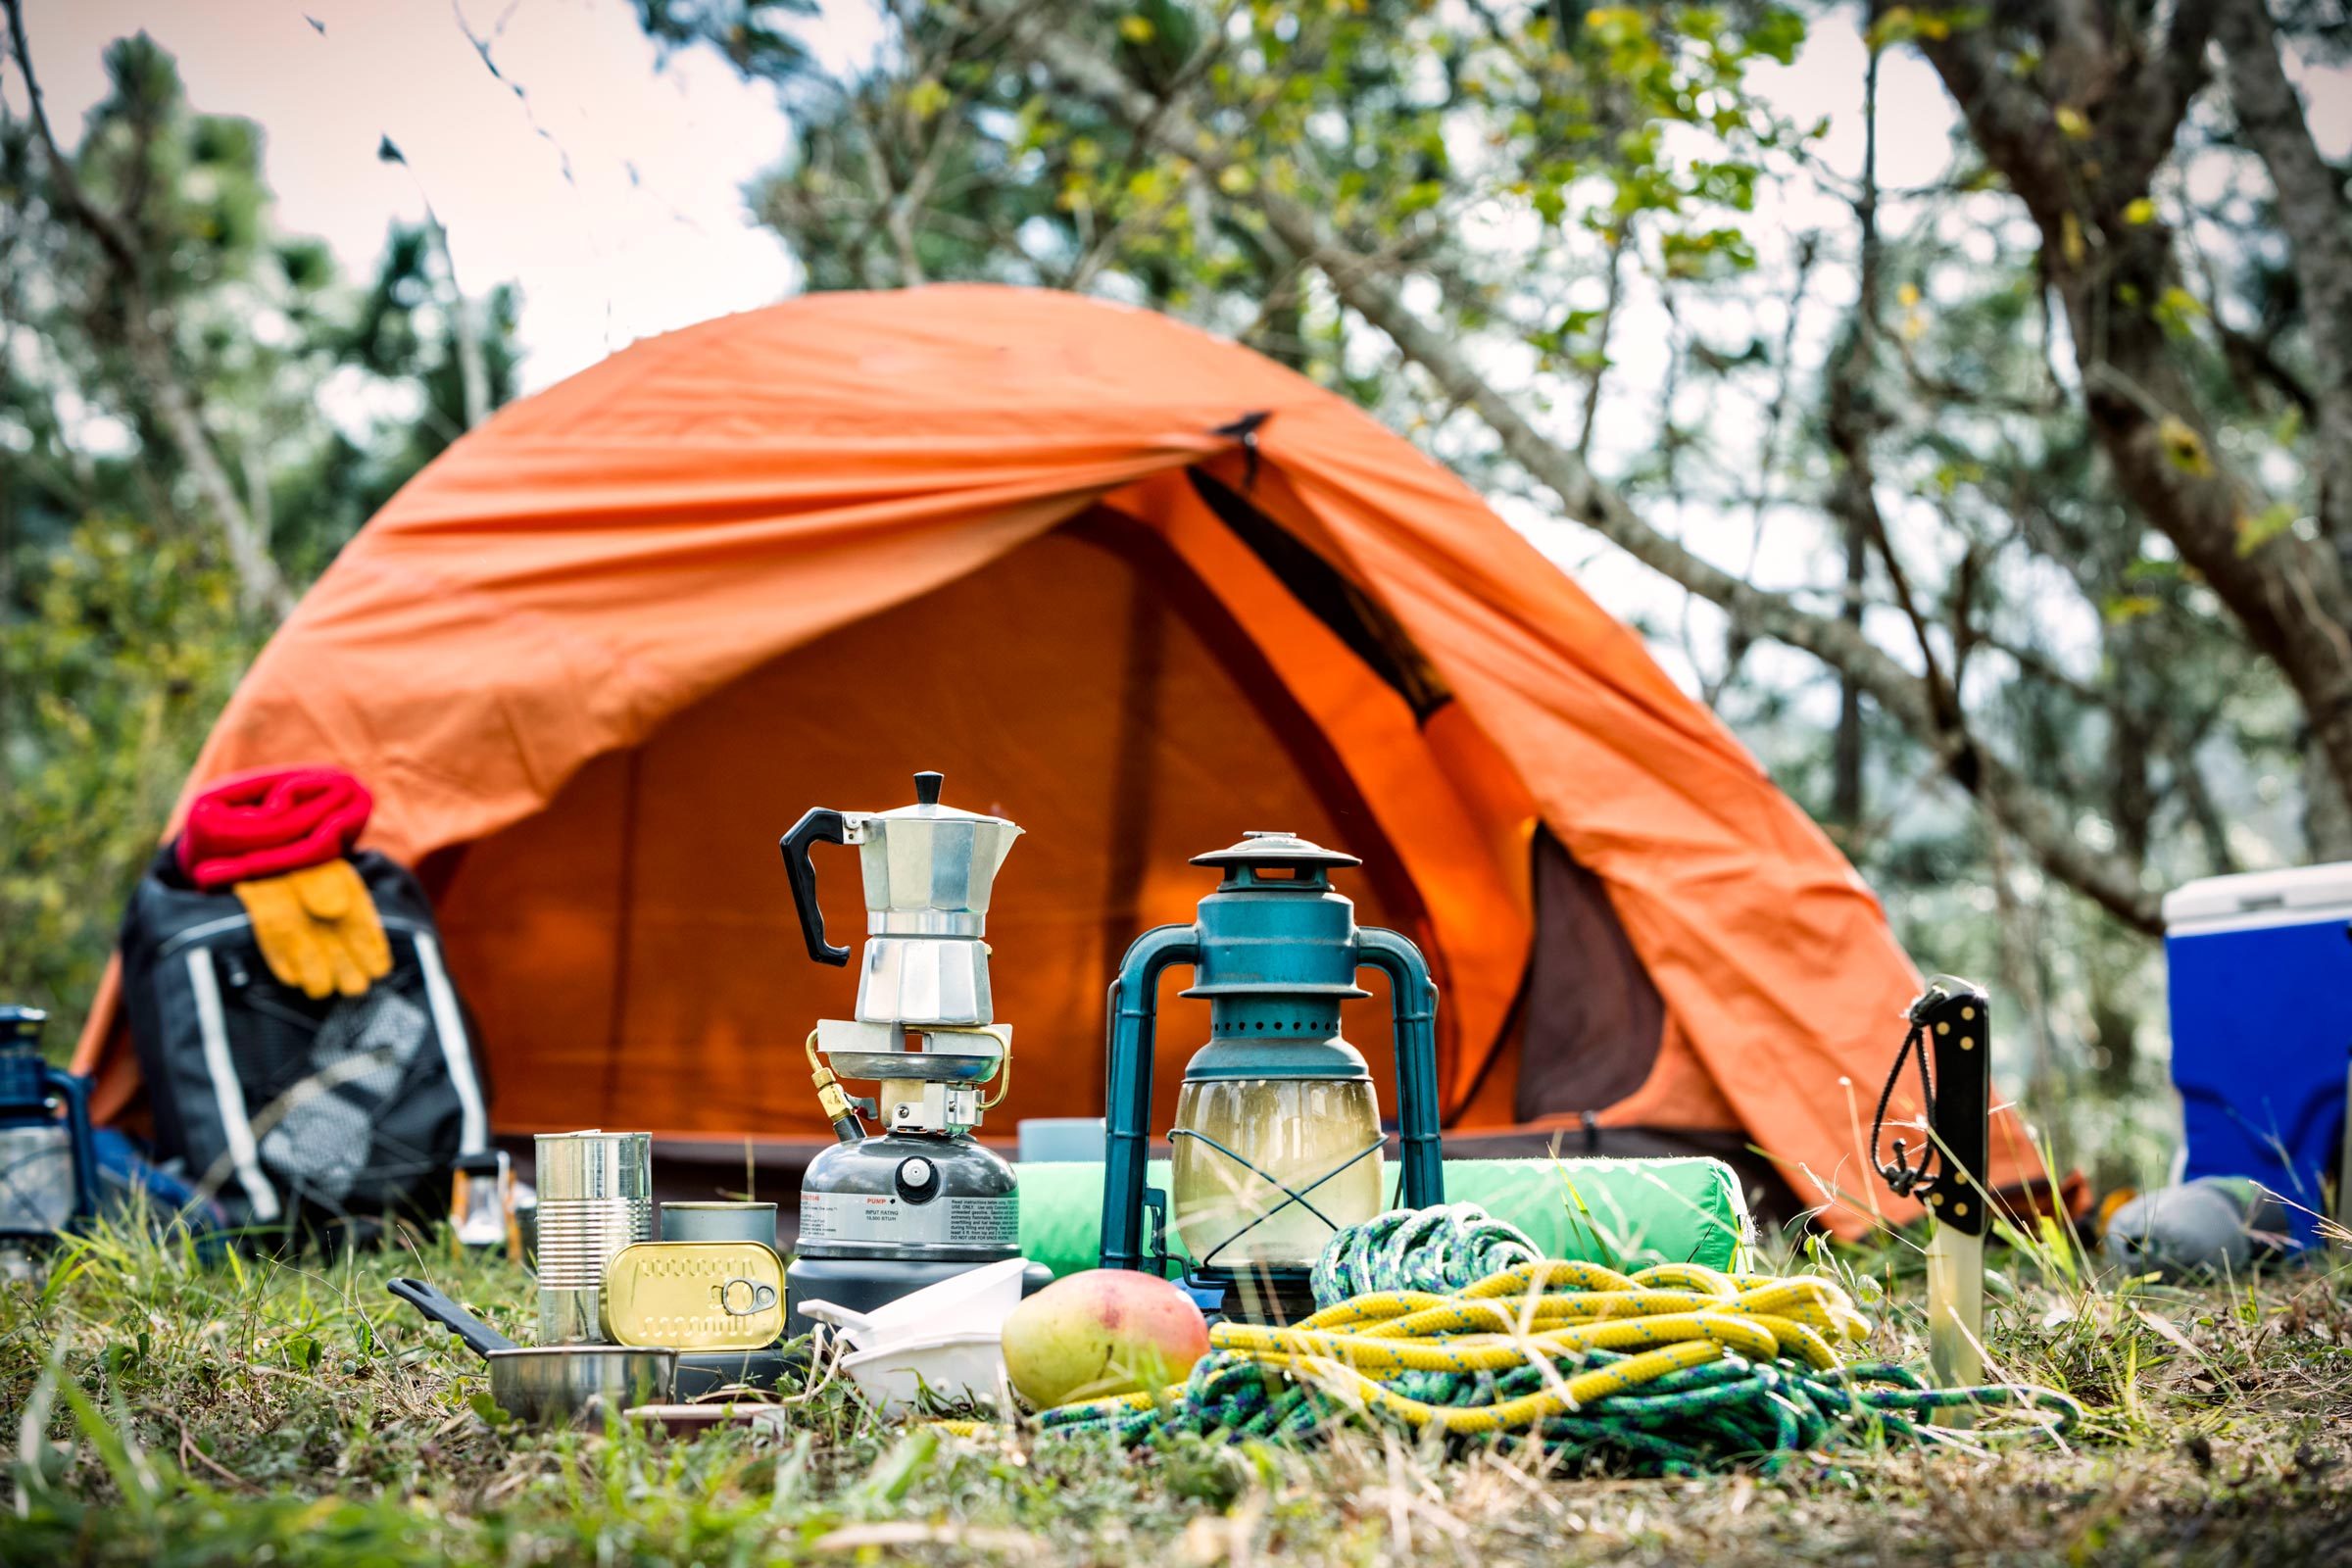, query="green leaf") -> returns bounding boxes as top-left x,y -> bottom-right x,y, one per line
59,1381 -> 158,1519
1658,226 -> 1757,278
853,1430 -> 939,1510
2235,503 -> 2300,557
1690,160 -> 1760,211
1745,7 -> 1806,65
1397,179 -> 1446,217
1586,7 -> 1652,50
2153,286 -> 2206,337
2061,212 -> 2087,267
905,78 -> 951,121
2156,416 -> 2212,475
